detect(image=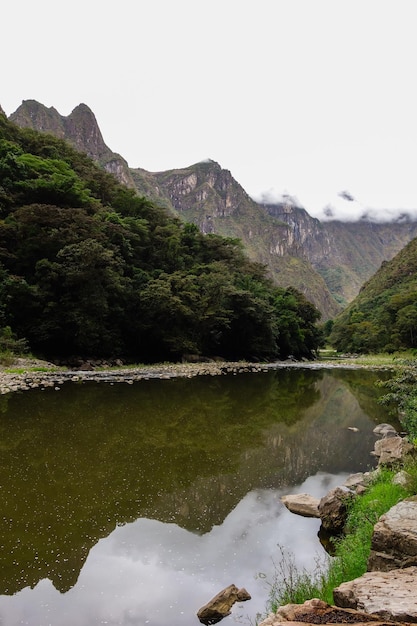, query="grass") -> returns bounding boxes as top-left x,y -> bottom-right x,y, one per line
265,464 -> 417,615
318,350 -> 417,368
3,366 -> 55,374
